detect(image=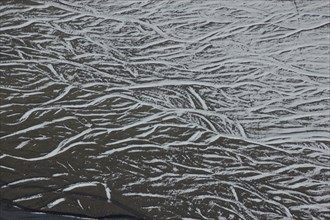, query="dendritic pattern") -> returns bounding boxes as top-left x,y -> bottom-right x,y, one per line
0,0 -> 329,219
